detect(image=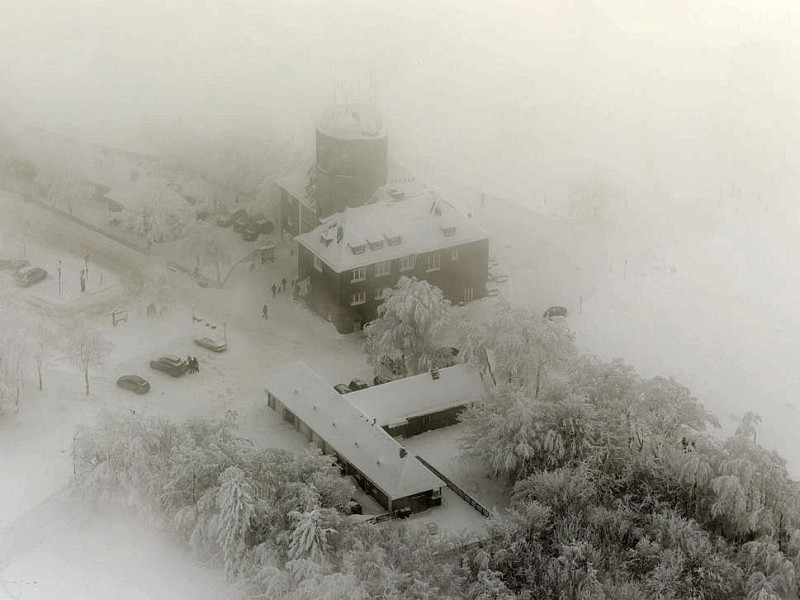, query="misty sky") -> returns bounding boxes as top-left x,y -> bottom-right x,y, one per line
1,0 -> 798,216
